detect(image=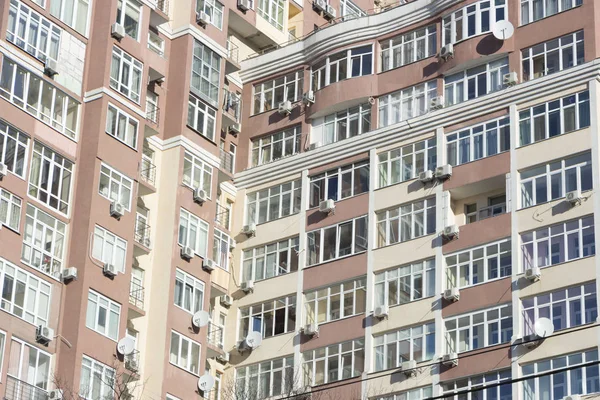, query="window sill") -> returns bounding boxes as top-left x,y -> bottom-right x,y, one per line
185,124 -> 217,145
304,250 -> 367,269
449,274 -> 512,292
1,222 -> 20,235
313,73 -> 374,93
242,270 -> 297,285
375,176 -> 419,191
521,254 -> 595,274
86,327 -> 118,343
19,258 -> 62,282
378,55 -> 436,75
450,149 -> 510,169
250,100 -> 302,118
450,341 -> 510,357
386,295 -> 435,310
105,131 -> 138,152
249,212 -> 301,228
182,184 -> 212,202
98,193 -> 131,214
372,357 -> 433,375
307,191 -> 369,211
516,126 -> 589,150
168,361 -> 200,377
310,312 -> 365,328
517,189 -> 592,212
374,232 -> 436,251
